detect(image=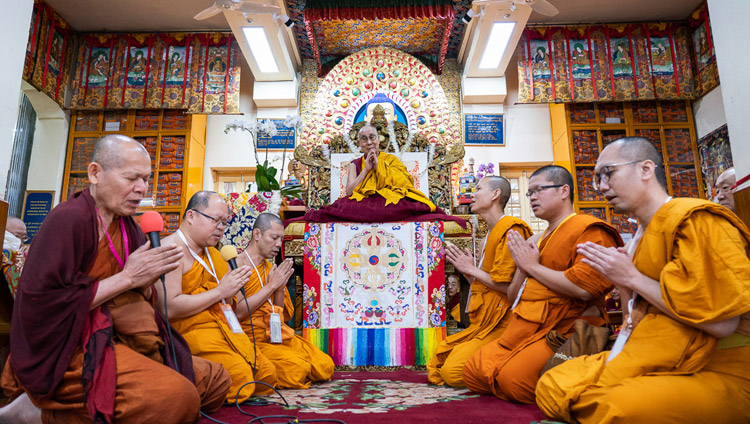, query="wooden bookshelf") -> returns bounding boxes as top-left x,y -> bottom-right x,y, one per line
566,100 -> 704,235
63,110 -> 202,236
